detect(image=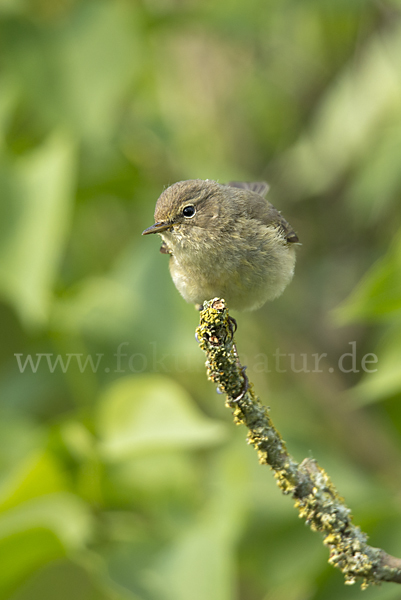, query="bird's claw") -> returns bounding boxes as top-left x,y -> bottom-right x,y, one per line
232,366 -> 249,402
227,315 -> 237,337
